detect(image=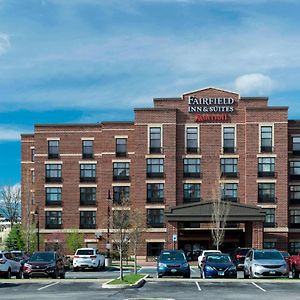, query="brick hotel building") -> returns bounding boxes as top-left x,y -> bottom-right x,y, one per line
21,87 -> 300,259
